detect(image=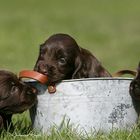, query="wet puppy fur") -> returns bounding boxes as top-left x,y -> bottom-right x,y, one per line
34,33 -> 111,84
0,70 -> 37,130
